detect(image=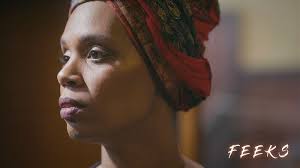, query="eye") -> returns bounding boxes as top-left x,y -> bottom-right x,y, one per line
58,55 -> 70,65
87,46 -> 112,63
